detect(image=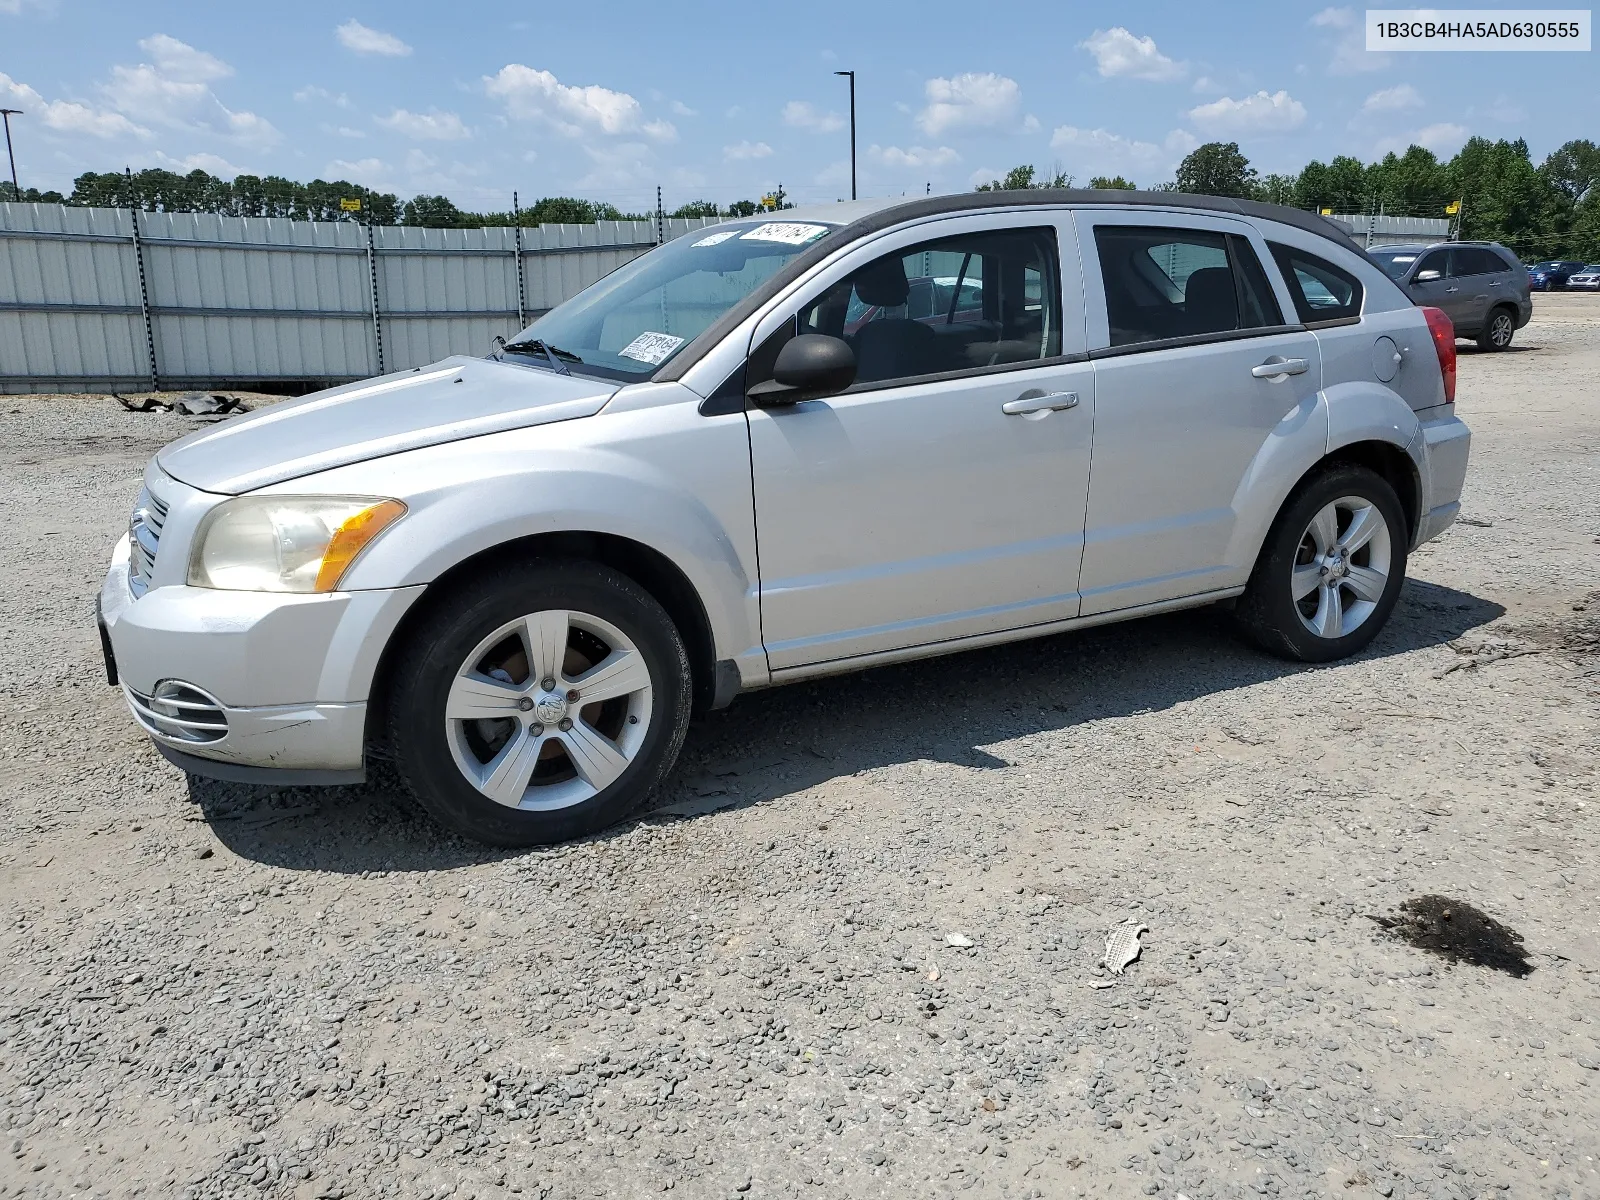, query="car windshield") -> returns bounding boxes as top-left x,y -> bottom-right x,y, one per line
1370,251 -> 1420,280
500,219 -> 838,379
